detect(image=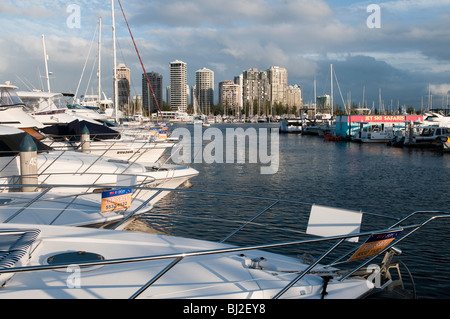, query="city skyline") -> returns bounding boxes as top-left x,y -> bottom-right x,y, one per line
140,62 -> 303,114
1,1 -> 450,111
